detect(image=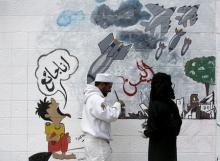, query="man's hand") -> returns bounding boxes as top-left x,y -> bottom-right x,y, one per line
118,100 -> 125,108
138,129 -> 147,138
